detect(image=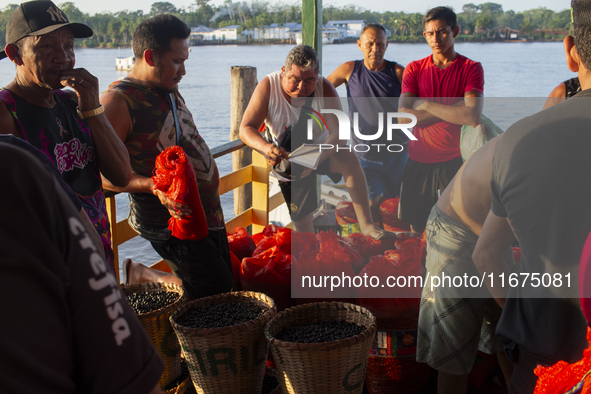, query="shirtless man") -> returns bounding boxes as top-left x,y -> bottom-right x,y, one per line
417,135 -> 513,394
